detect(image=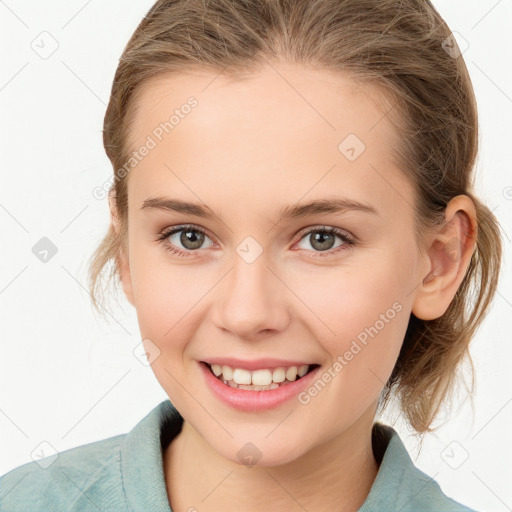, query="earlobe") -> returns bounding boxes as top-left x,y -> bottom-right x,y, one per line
108,189 -> 136,308
412,195 -> 477,321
